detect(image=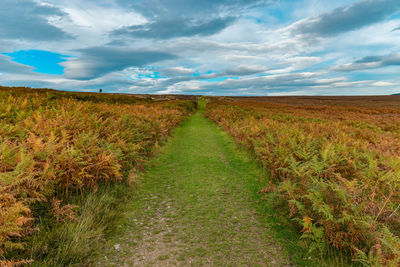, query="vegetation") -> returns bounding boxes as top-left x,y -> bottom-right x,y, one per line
0,86 -> 196,265
3,87 -> 399,266
97,101 -> 291,266
205,98 -> 400,266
